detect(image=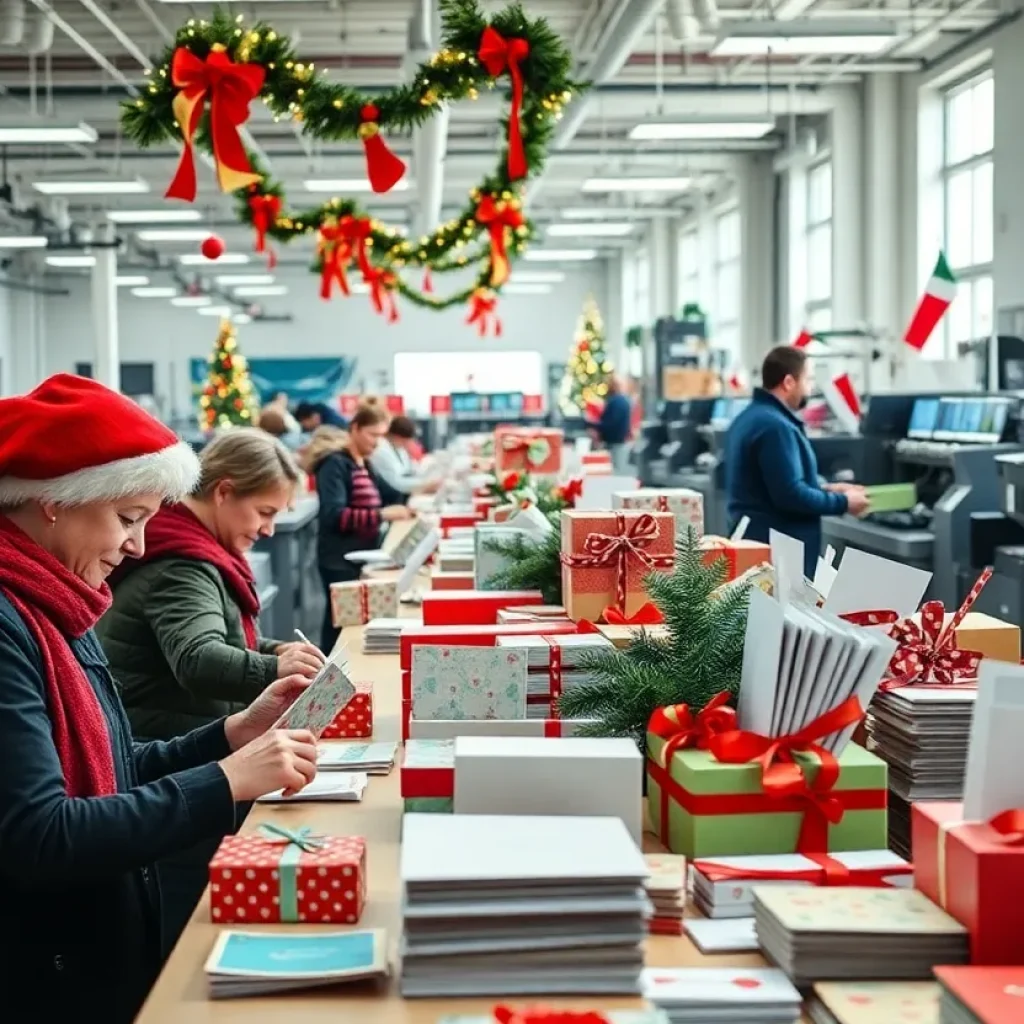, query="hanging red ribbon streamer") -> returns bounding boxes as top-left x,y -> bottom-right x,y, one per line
316,221 -> 351,300
466,288 -> 502,337
477,26 -> 530,181
337,214 -> 375,281
165,45 -> 264,202
475,194 -> 525,287
366,267 -> 399,322
358,104 -> 407,194
247,192 -> 281,265
649,691 -> 736,765
422,267 -> 434,294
